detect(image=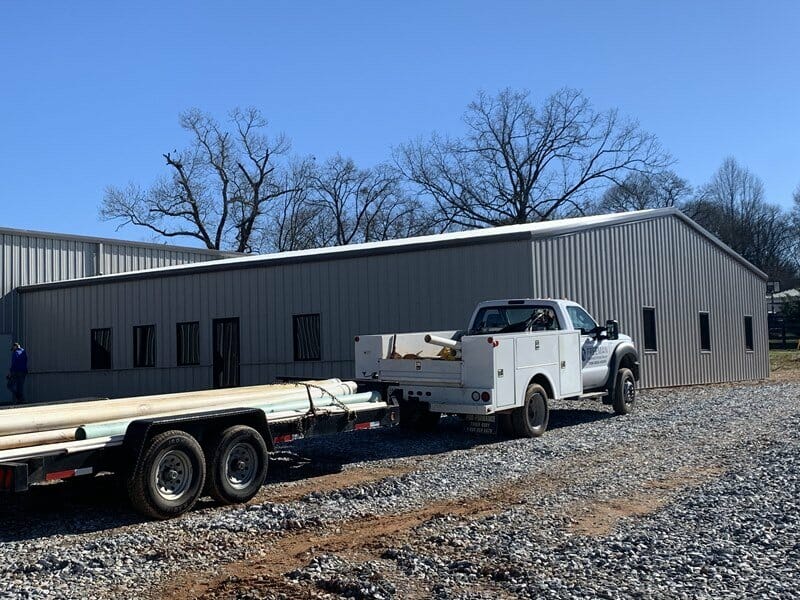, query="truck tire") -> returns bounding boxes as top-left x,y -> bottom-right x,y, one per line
127,430 -> 206,520
206,425 -> 269,505
399,401 -> 440,432
511,384 -> 549,438
612,368 -> 636,415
